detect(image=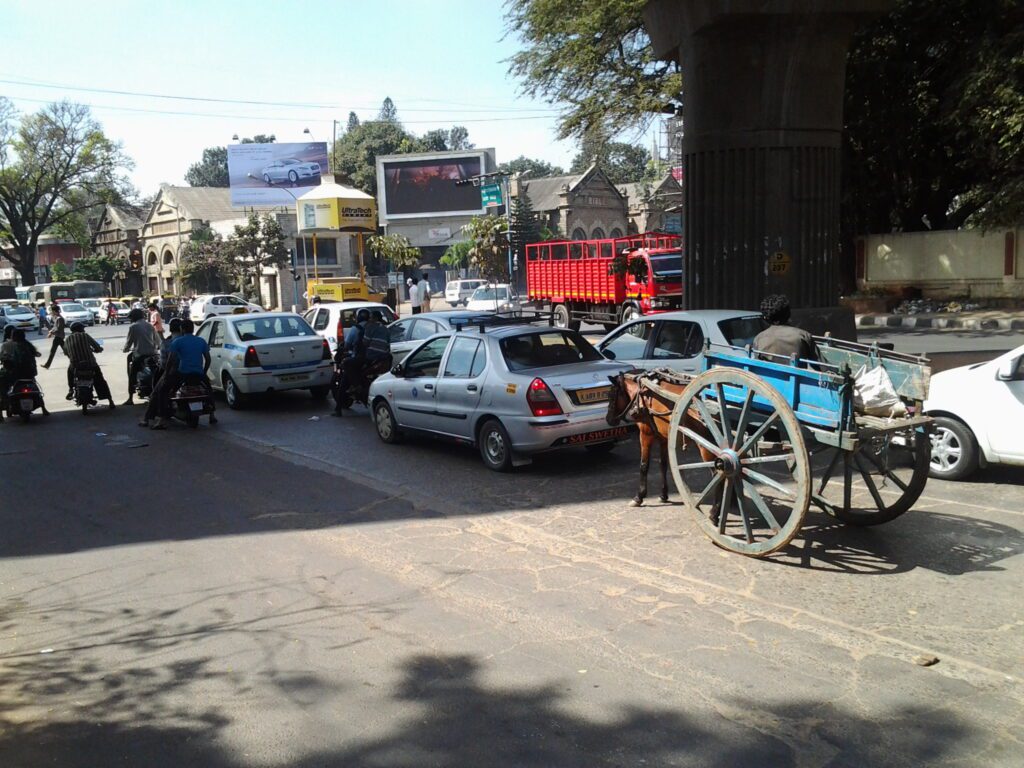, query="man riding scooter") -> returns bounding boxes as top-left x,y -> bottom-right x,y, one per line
0,328 -> 49,421
64,322 -> 116,409
332,309 -> 392,417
